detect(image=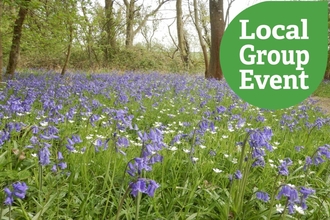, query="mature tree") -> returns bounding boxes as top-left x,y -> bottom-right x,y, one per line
0,0 -> 3,82
5,0 -> 31,78
176,0 -> 189,68
207,0 -> 236,79
189,0 -> 209,76
124,0 -> 171,47
104,0 -> 117,60
61,0 -> 77,75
